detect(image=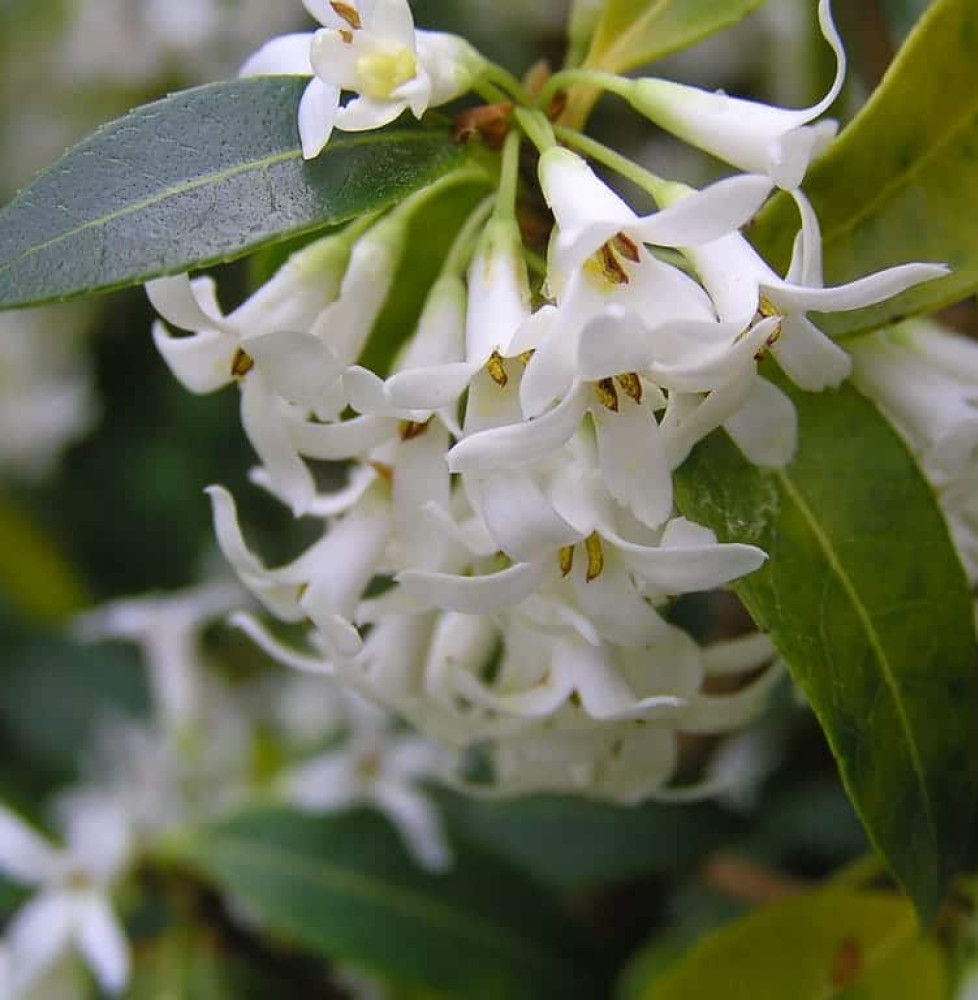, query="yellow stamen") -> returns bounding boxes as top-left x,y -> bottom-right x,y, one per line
330,1 -> 362,29
231,348 -> 254,380
339,28 -> 354,43
486,350 -> 508,388
399,419 -> 431,441
595,378 -> 619,412
585,533 -> 604,582
368,460 -> 394,484
612,232 -> 641,263
758,295 -> 780,319
517,350 -> 535,366
615,372 -> 643,404
356,47 -> 418,100
558,545 -> 575,577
